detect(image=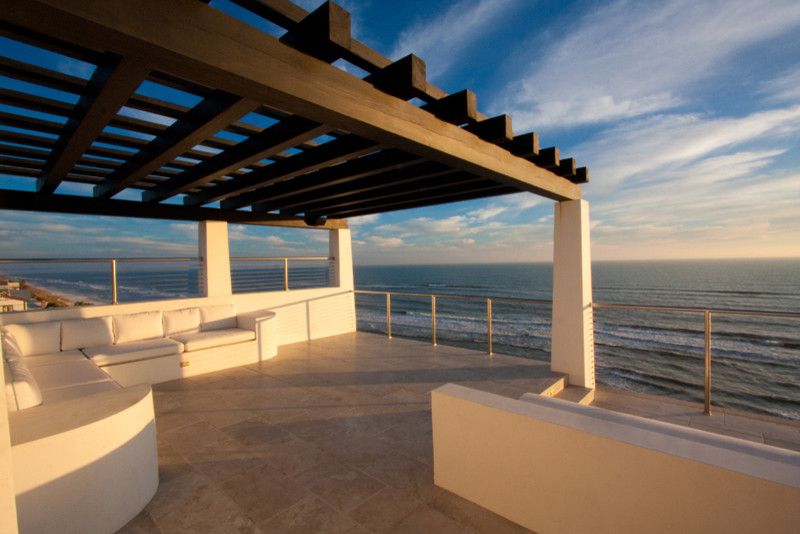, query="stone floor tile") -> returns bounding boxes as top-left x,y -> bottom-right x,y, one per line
391,503 -> 476,534
348,486 -> 424,533
159,419 -> 231,453
294,461 -> 386,512
221,463 -> 307,525
258,493 -> 362,534
179,437 -> 269,484
117,510 -> 161,533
